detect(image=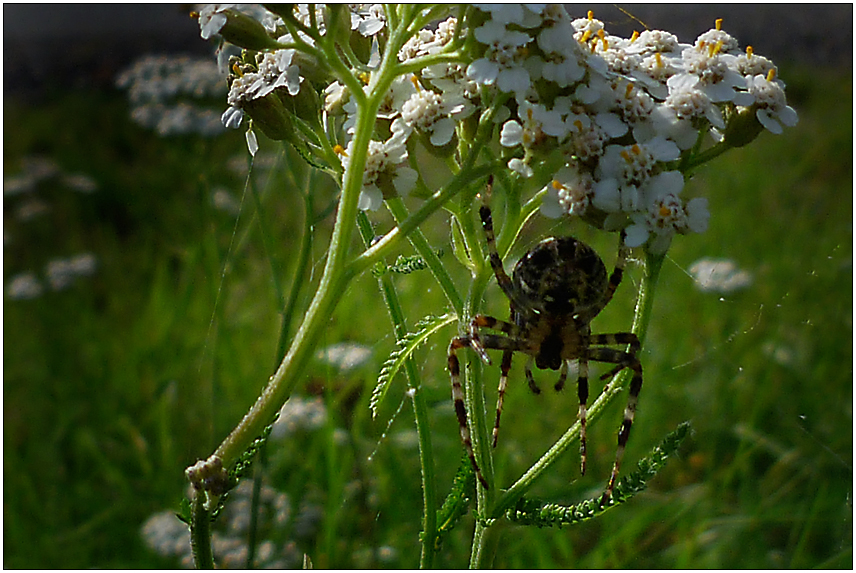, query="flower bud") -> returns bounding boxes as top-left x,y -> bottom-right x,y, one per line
282,83 -> 322,130
242,92 -> 295,141
722,105 -> 764,148
216,8 -> 281,51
